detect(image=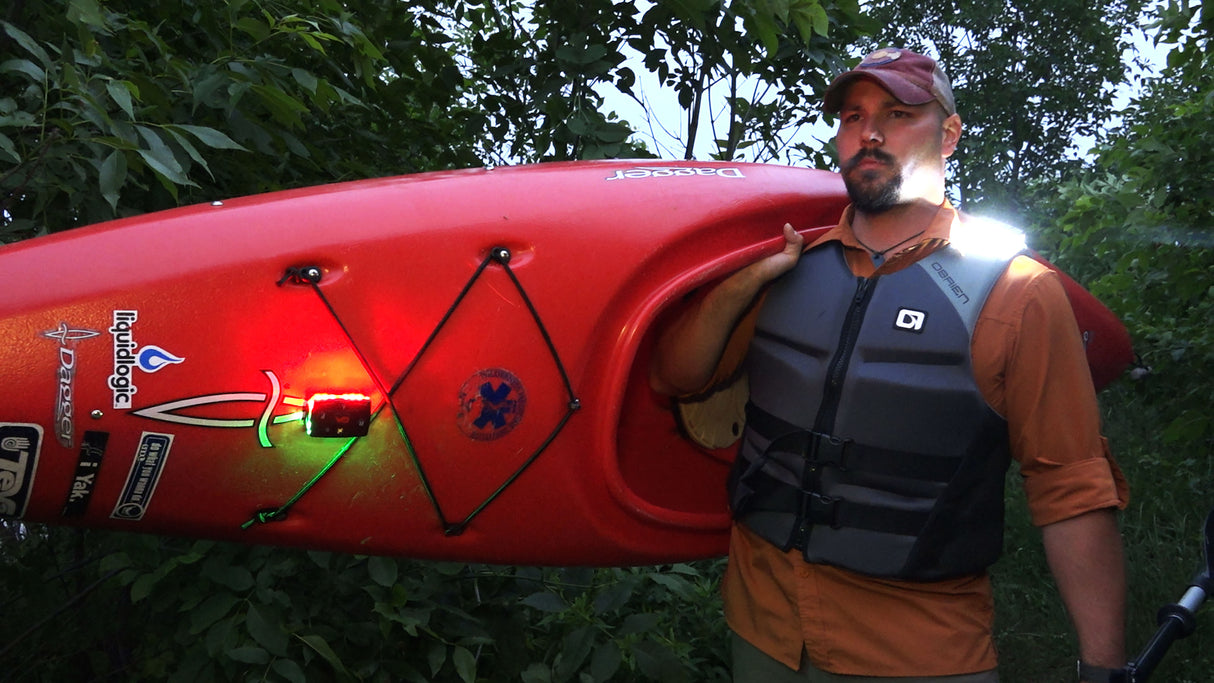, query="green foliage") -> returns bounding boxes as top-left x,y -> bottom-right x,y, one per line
625,0 -> 872,165
0,527 -> 729,681
3,1 -> 1214,681
860,0 -> 1146,217
1016,3 -> 1214,678
0,0 -> 867,240
457,0 -> 871,165
0,0 -> 481,241
454,0 -> 649,163
1033,0 -> 1214,450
